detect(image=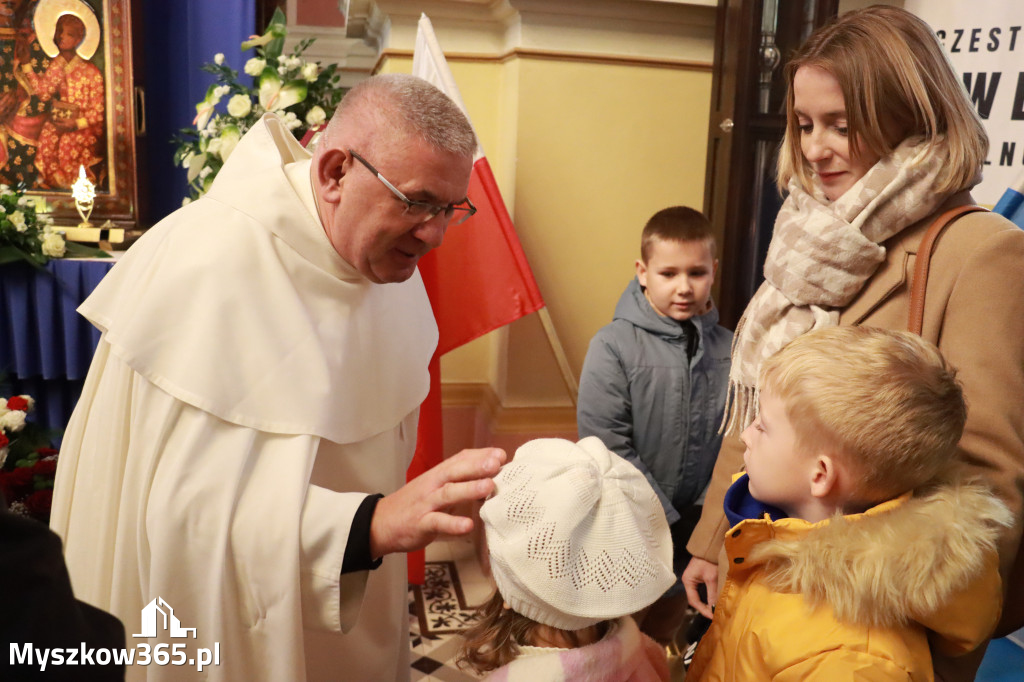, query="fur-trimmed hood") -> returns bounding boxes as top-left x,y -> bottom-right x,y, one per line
741,480 -> 1011,649
689,480 -> 1011,681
